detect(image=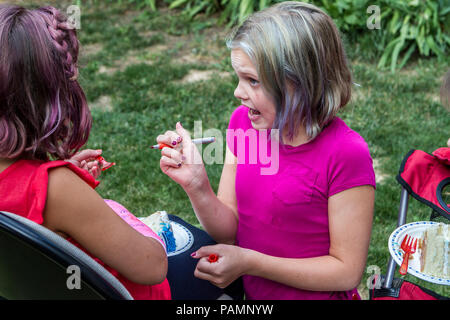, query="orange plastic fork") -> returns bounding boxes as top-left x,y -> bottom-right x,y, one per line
399,235 -> 418,275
